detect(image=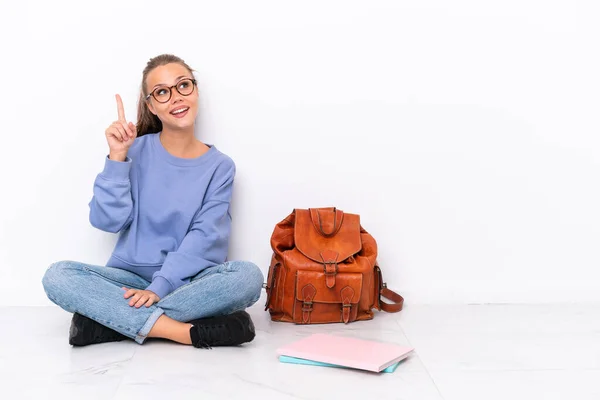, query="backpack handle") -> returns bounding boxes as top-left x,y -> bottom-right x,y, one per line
309,207 -> 344,237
